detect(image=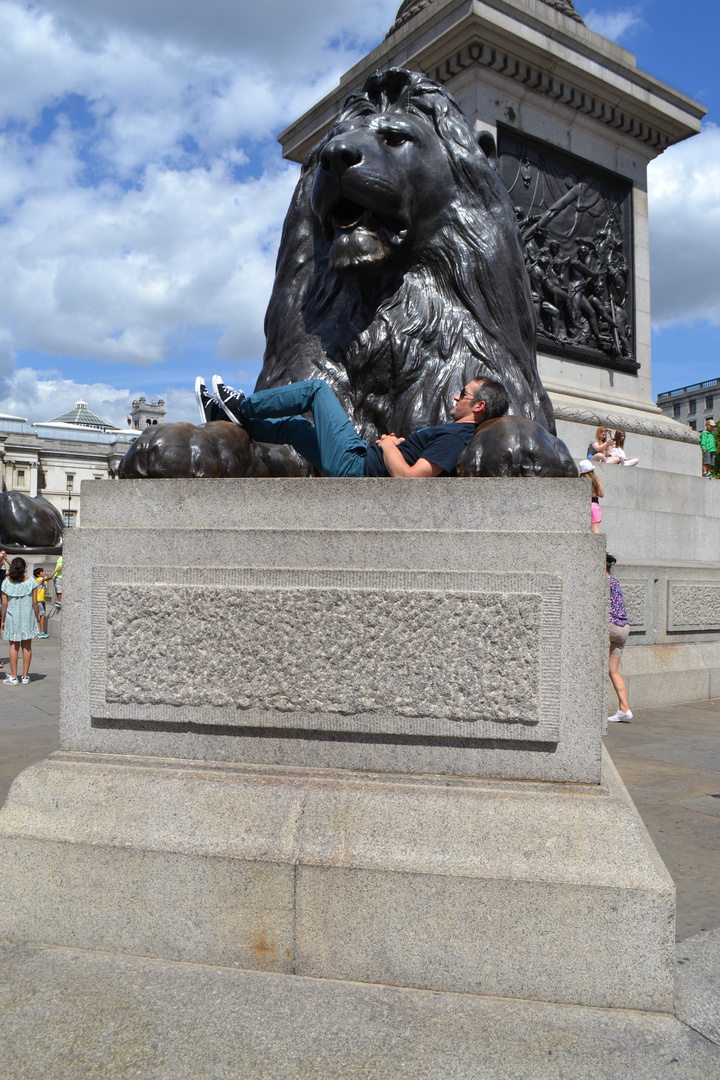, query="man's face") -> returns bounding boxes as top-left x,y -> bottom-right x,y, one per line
450,380 -> 483,421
